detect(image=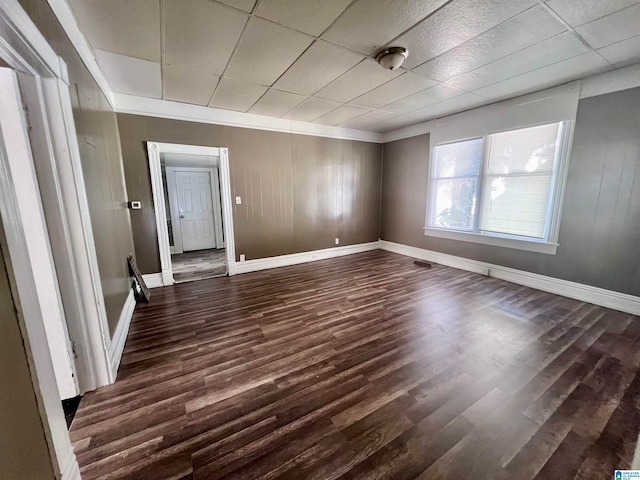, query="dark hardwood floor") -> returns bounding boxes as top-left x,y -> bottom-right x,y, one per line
70,250 -> 640,480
